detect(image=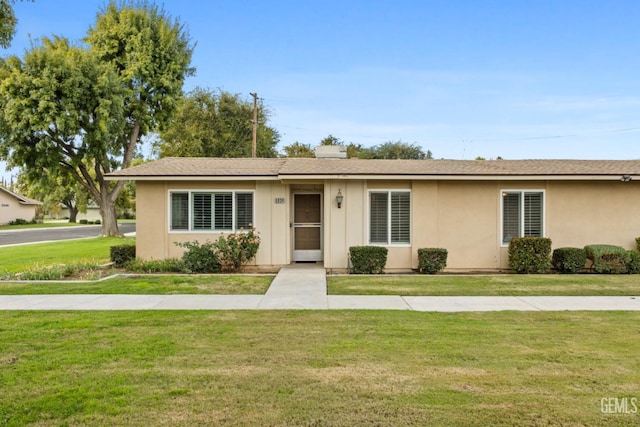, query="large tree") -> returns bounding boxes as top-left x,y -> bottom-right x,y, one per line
0,2 -> 193,235
156,87 -> 279,158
